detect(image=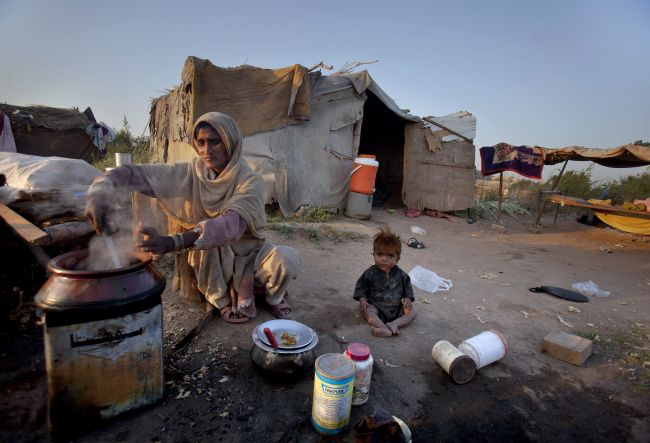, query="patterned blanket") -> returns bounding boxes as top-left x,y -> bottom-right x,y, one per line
480,143 -> 545,179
